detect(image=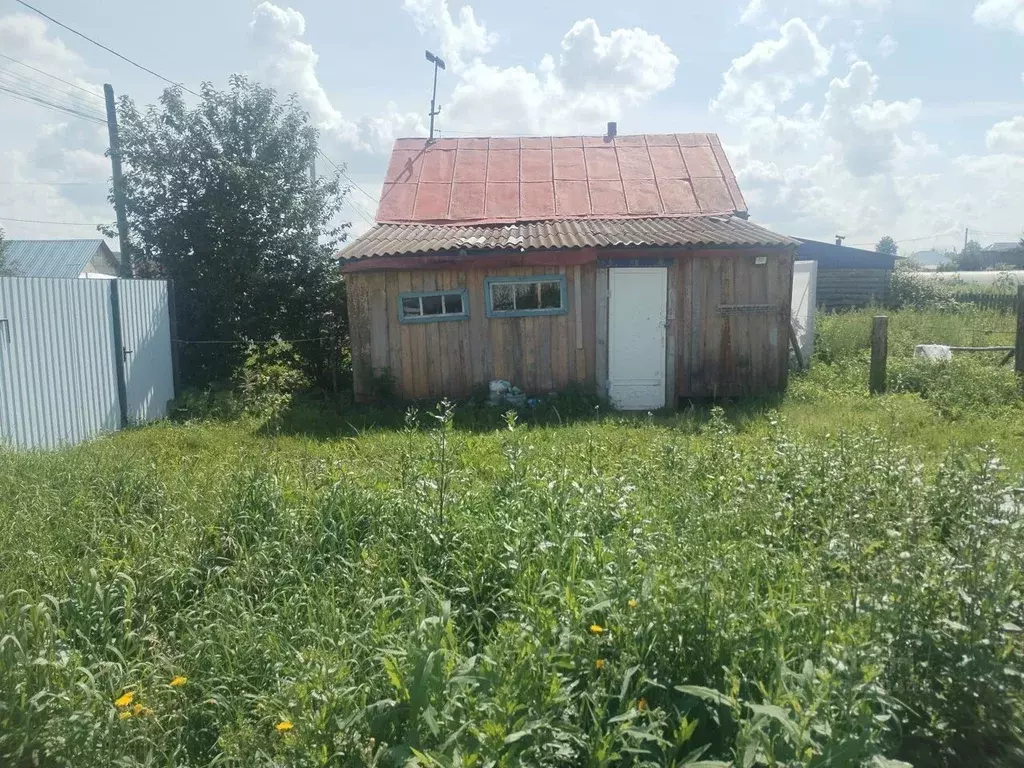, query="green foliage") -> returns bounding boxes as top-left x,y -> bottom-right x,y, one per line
237,338 -> 309,432
116,74 -> 348,389
3,308 -> 1024,766
889,262 -> 959,311
874,235 -> 898,255
2,388 -> 1024,765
